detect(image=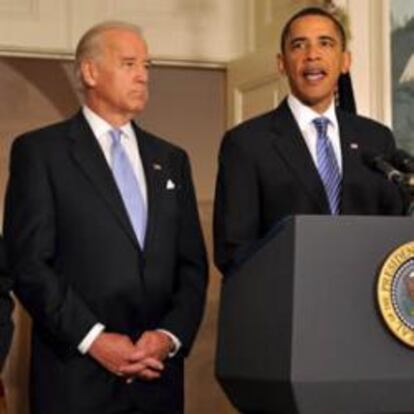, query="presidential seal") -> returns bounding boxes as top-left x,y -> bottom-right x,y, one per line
377,241 -> 414,347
